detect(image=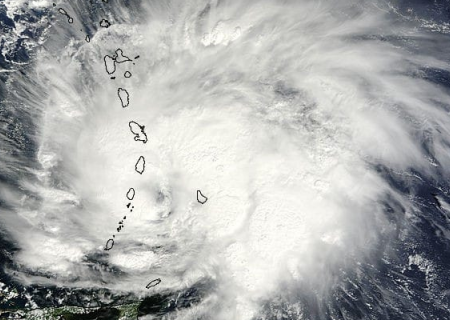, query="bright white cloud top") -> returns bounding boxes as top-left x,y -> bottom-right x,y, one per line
1,0 -> 450,319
